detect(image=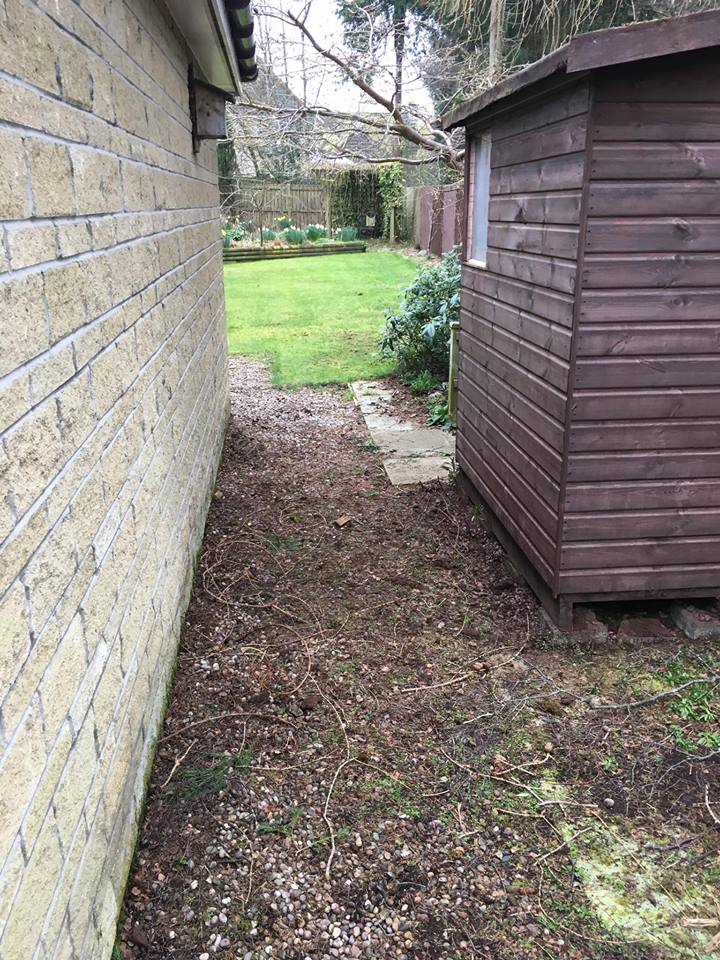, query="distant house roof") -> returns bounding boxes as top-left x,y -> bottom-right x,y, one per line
165,0 -> 257,94
442,9 -> 720,131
